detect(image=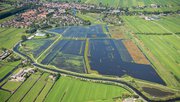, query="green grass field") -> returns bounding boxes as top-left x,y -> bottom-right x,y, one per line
2,81 -> 22,92
138,35 -> 180,81
122,16 -> 167,33
45,76 -> 130,102
153,15 -> 180,33
35,78 -> 54,102
0,90 -> 11,102
0,61 -> 20,80
7,72 -> 42,102
21,73 -> 49,102
53,0 -> 180,8
122,15 -> 180,34
0,28 -> 27,50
